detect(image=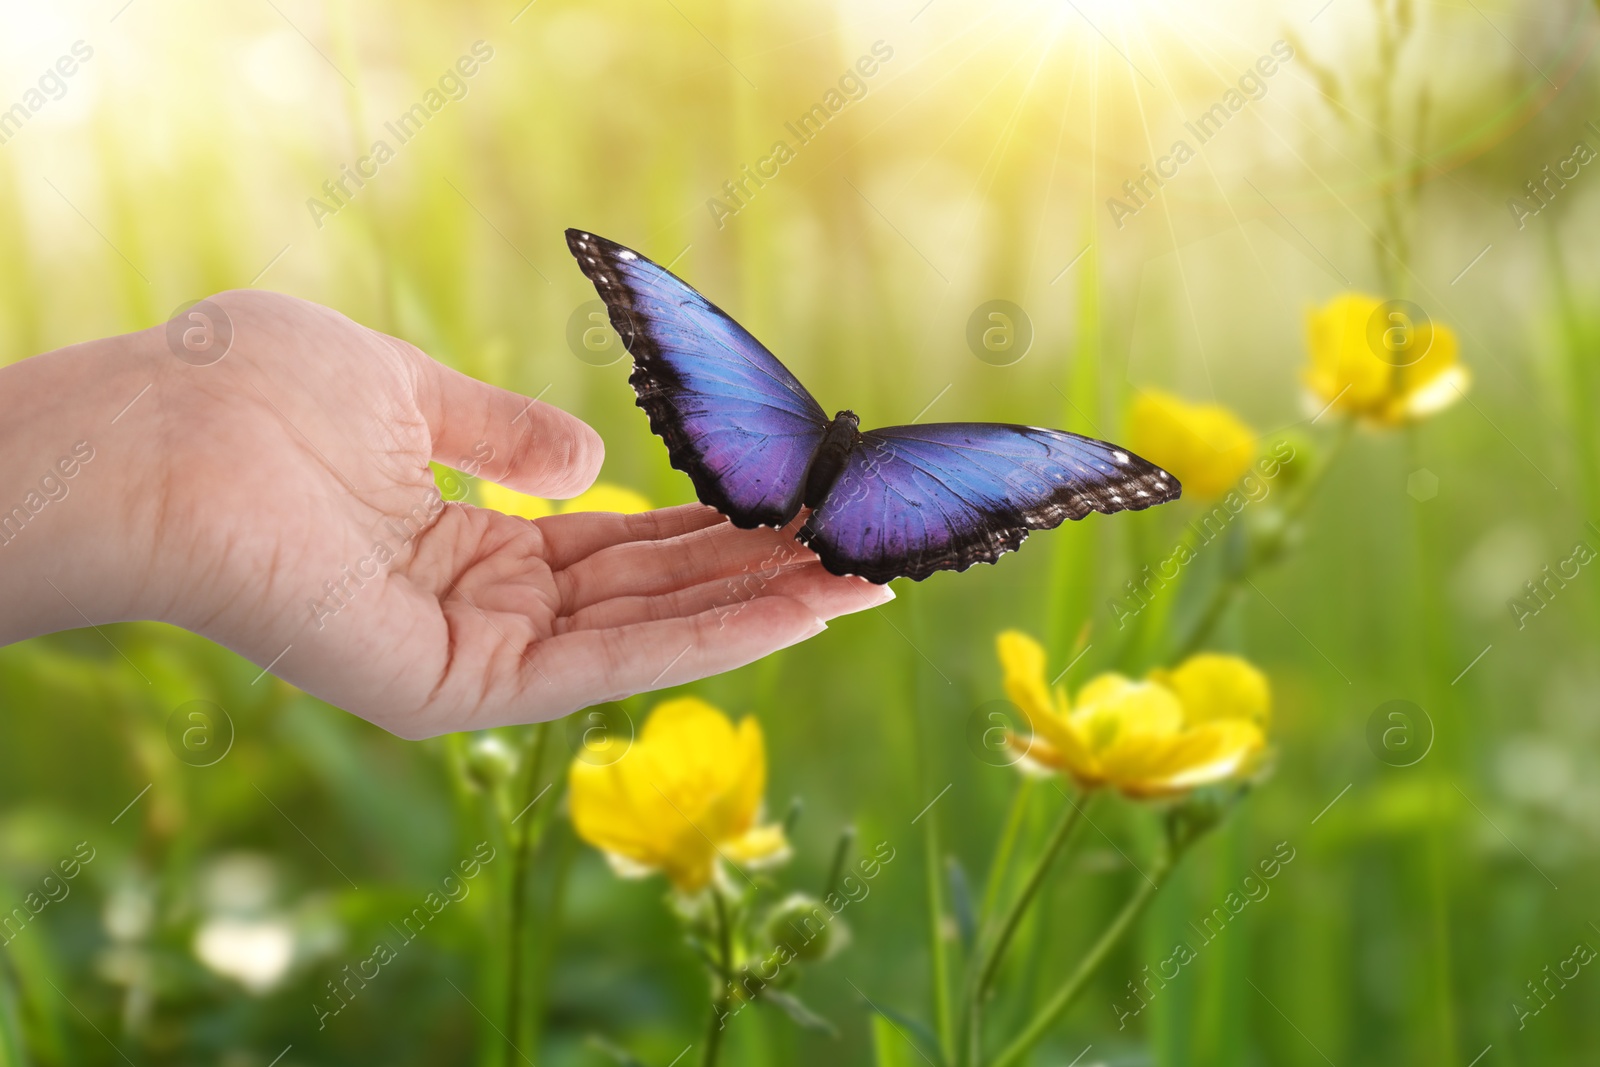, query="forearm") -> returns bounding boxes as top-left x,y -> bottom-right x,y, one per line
0,328 -> 170,645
